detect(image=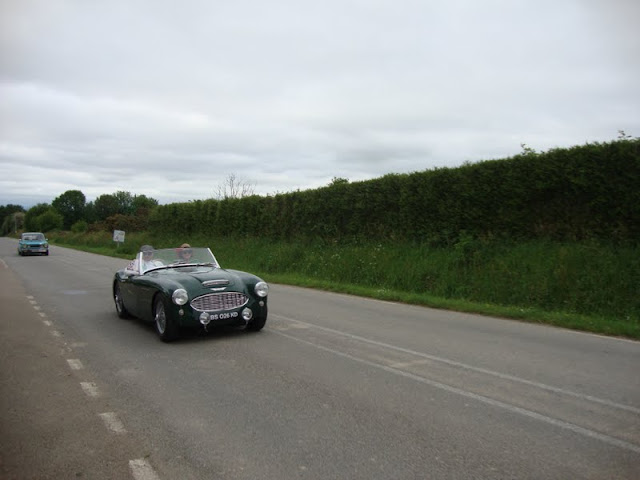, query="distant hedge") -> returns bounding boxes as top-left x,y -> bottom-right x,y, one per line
149,139 -> 640,244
